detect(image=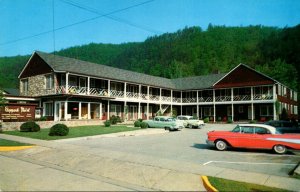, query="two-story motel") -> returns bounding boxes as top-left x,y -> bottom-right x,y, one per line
15,51 -> 298,122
